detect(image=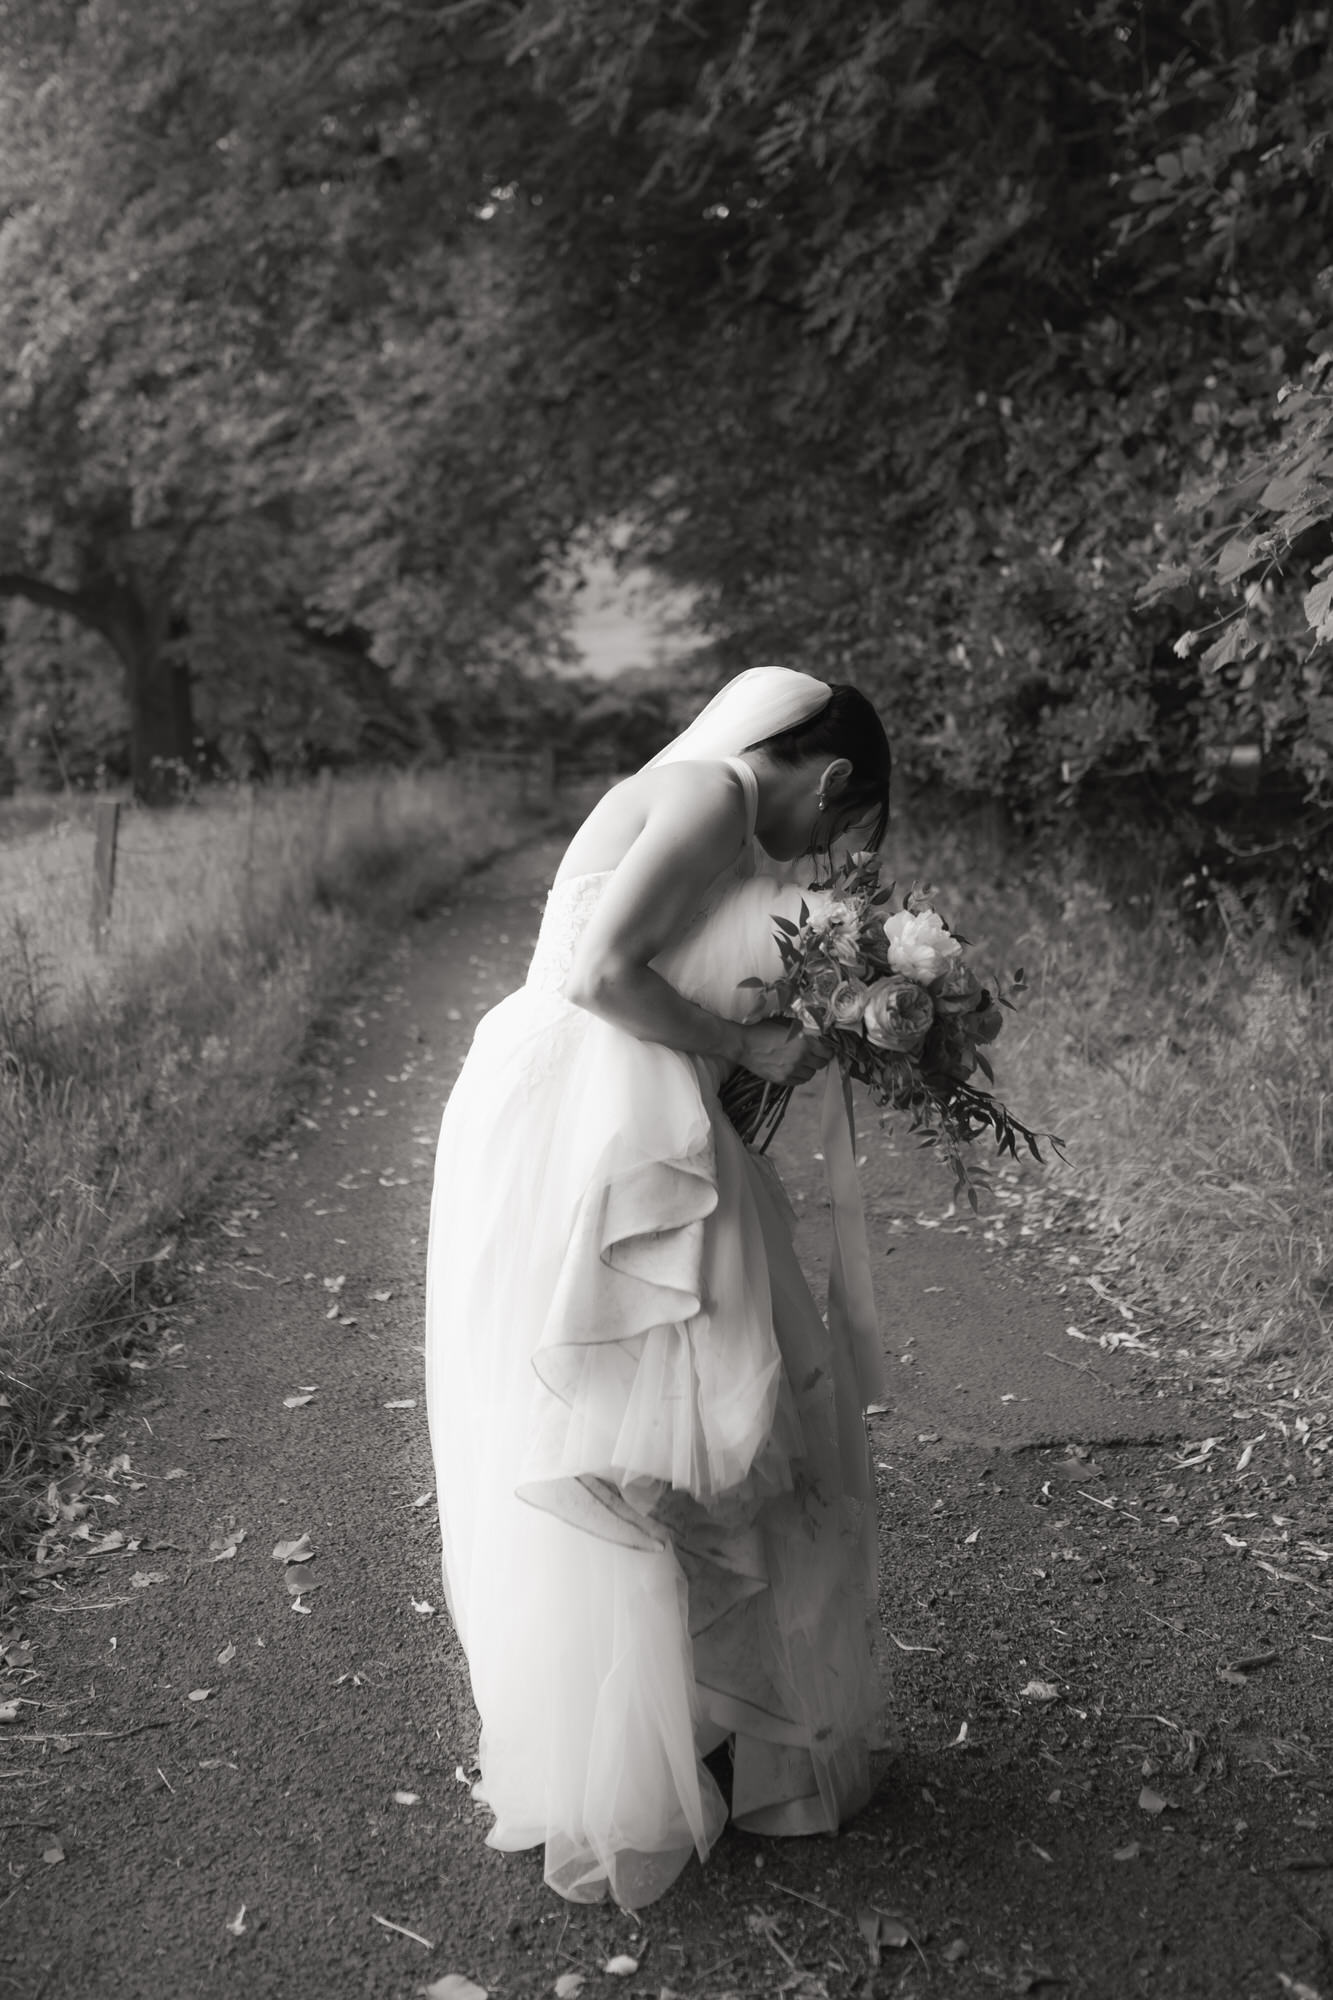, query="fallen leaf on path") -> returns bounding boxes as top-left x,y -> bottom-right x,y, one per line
225,1904 -> 247,1937
88,1530 -> 126,1554
131,1571 -> 168,1589
602,1955 -> 638,1976
164,1468 -> 187,1481
412,1493 -> 434,1509
1236,1433 -> 1266,1472
188,1688 -> 212,1703
370,1911 -> 434,1950
394,1791 -> 420,1806
552,1976 -> 584,1999
1020,1680 -> 1061,1702
384,1398 -> 417,1410
963,1527 -> 980,1546
1113,1841 -> 1142,1861
1224,1649 -> 1279,1674
371,1288 -> 394,1302
858,1910 -> 919,1971
322,1275 -> 346,1294
423,1977 -> 487,2000
217,1643 -> 236,1666
42,1845 -> 65,1865
0,1701 -> 20,1723
1138,1787 -> 1171,1815
283,1393 -> 315,1409
411,1598 -> 435,1616
209,1529 -> 246,1562
943,1939 -> 969,1964
1276,1979 -> 1323,2000
1052,1454 -> 1102,1484
272,1535 -> 313,1564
